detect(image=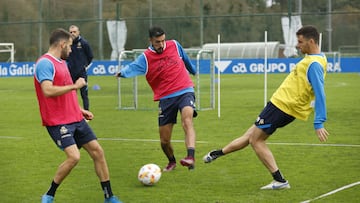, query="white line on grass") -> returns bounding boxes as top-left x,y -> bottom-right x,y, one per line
99,138 -> 360,147
268,142 -> 360,147
0,136 -> 23,139
2,135 -> 359,148
300,181 -> 360,203
98,137 -> 209,144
